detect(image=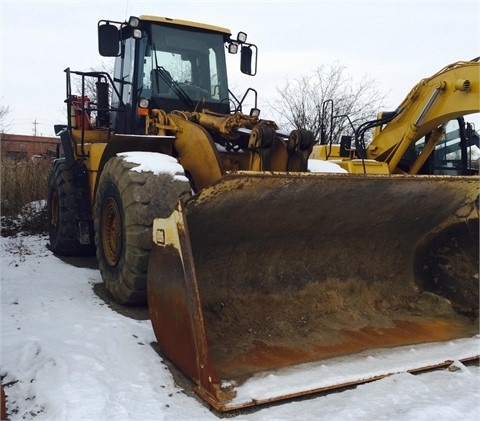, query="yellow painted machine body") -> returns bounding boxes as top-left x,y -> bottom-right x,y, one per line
50,15 -> 479,411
